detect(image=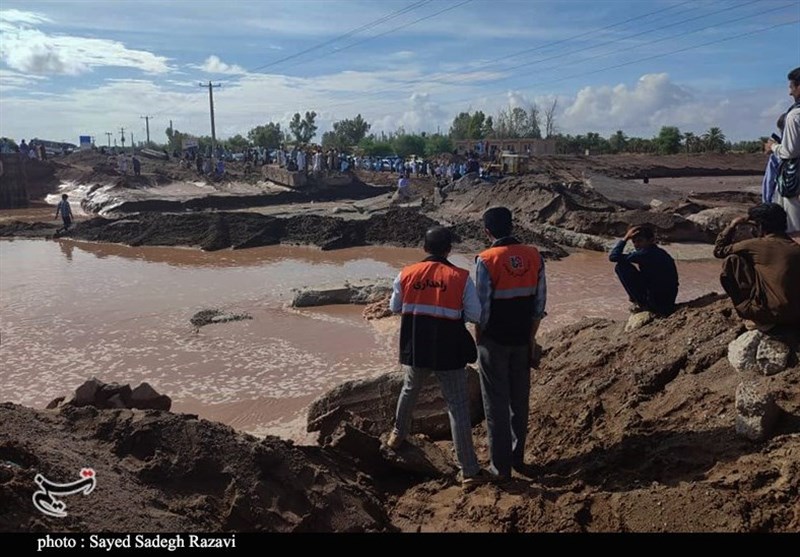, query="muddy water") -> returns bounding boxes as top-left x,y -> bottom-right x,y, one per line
0,239 -> 723,442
